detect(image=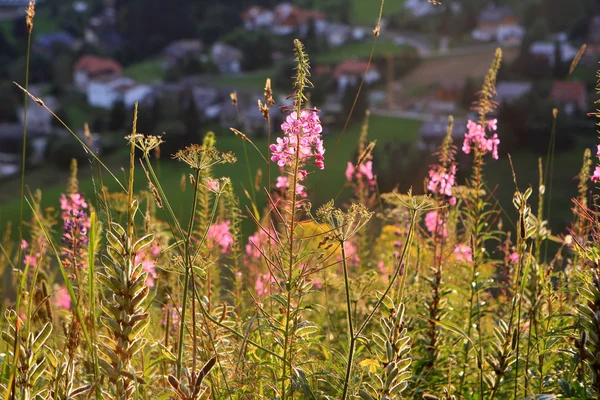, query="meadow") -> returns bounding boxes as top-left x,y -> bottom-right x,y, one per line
2,2 -> 600,400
